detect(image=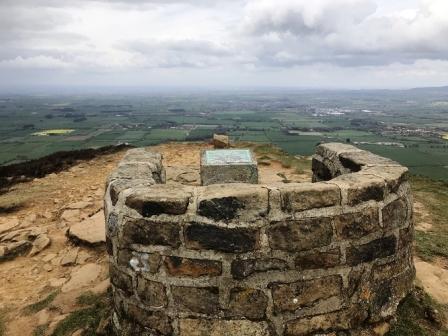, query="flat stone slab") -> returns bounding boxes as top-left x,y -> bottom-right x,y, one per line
200,149 -> 258,185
